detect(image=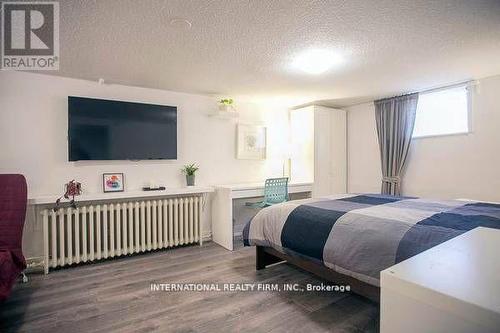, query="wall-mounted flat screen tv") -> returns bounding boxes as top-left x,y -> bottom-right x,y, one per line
68,96 -> 177,161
